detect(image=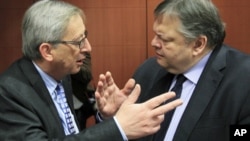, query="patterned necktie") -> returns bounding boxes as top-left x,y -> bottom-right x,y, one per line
153,74 -> 186,141
56,83 -> 76,134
